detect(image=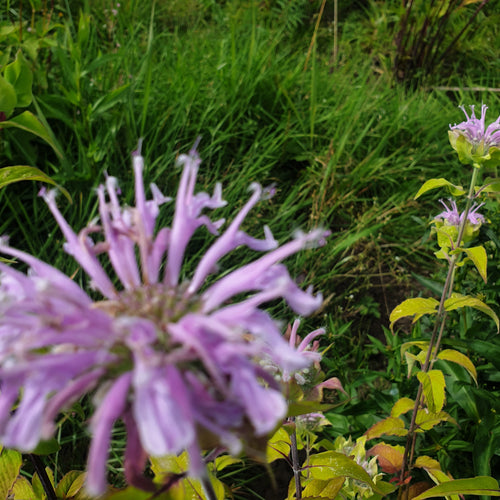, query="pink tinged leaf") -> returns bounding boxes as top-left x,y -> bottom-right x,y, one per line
86,372 -> 132,496
133,364 -> 195,457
